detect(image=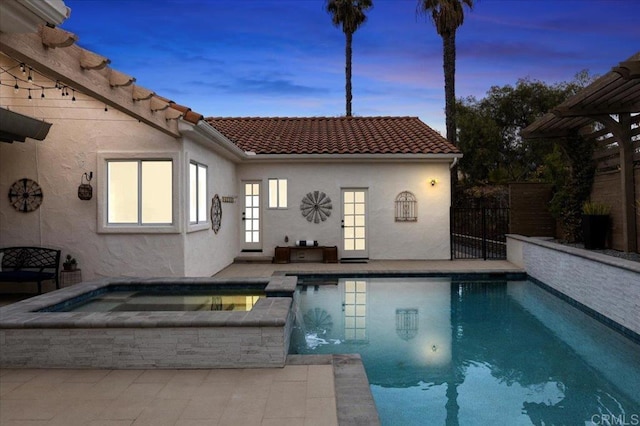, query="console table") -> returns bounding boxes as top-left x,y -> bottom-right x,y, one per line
274,246 -> 338,264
